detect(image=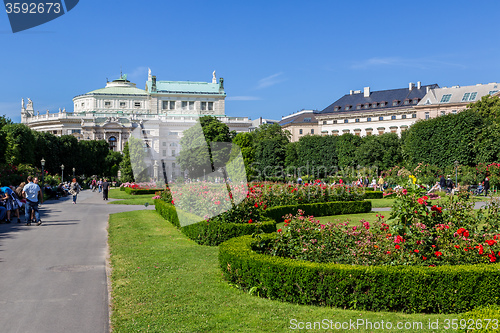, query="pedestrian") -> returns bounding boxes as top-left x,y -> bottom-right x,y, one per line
378,176 -> 384,192
439,175 -> 446,190
0,186 -> 22,223
297,177 -> 302,185
98,178 -> 103,193
484,177 -> 490,196
446,175 -> 454,194
102,178 -> 110,200
22,176 -> 43,226
69,178 -> 82,204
